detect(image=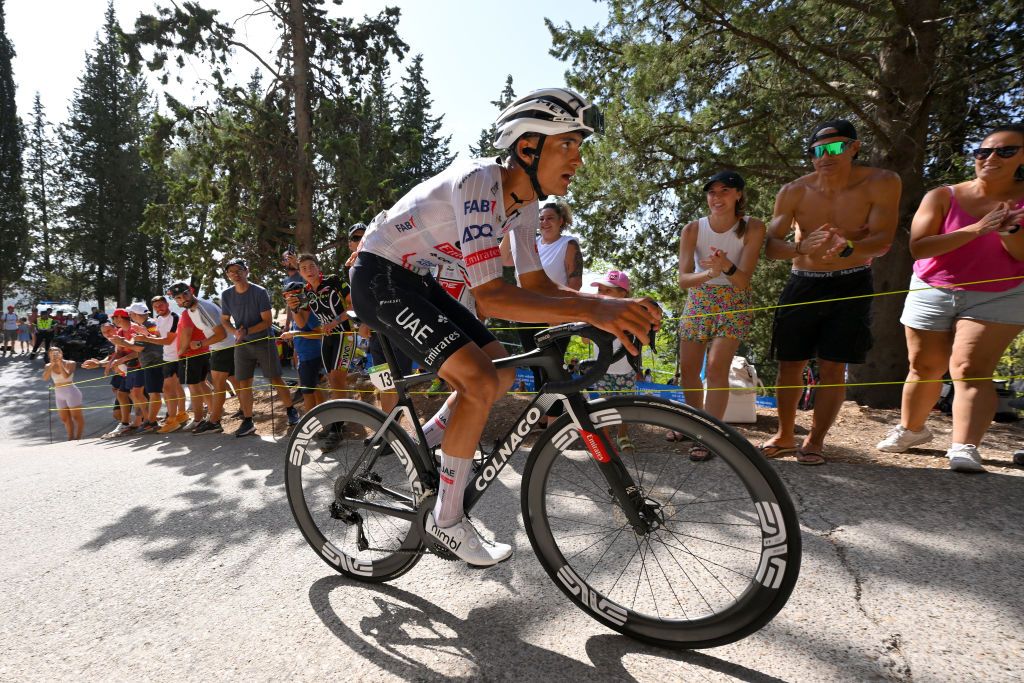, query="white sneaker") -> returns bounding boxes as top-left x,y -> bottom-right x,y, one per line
426,513 -> 512,567
108,423 -> 131,437
876,425 -> 933,453
947,444 -> 985,473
